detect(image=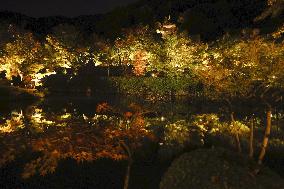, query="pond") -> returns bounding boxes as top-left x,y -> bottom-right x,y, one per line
0,96 -> 283,189
0,96 -> 198,189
